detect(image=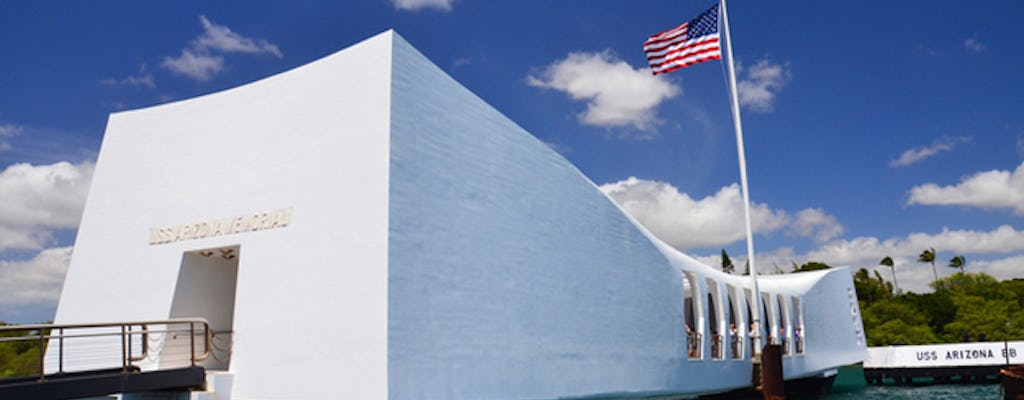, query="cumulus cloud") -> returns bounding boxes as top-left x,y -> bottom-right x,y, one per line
804,225 -> 1024,267
99,64 -> 156,89
0,226 -> 53,252
736,59 -> 791,113
162,15 -> 281,81
964,37 -> 987,53
0,161 -> 94,252
392,0 -> 454,11
907,161 -> 1024,215
599,177 -> 842,250
194,16 -> 282,57
693,225 -> 1024,292
528,51 -> 680,132
0,247 -> 71,322
0,123 -> 23,152
696,247 -> 798,275
791,208 -> 844,243
890,136 -> 970,168
162,49 -> 225,81
970,255 -> 1024,282
849,251 -> 1024,294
